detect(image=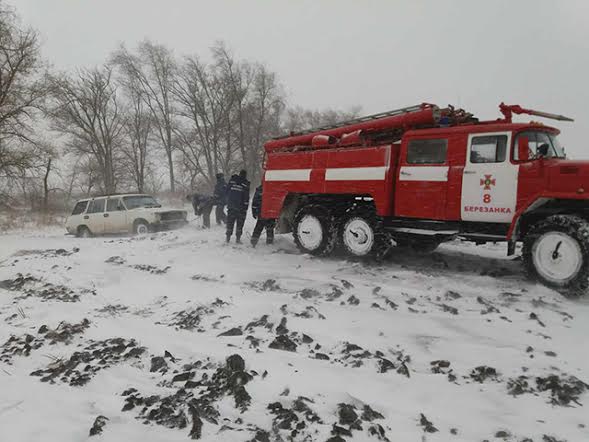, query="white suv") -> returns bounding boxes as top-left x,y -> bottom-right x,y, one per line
65,194 -> 188,237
